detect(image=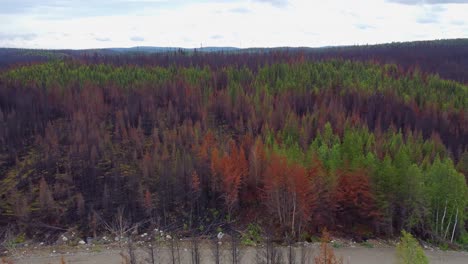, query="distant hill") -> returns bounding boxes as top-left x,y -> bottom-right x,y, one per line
108,46 -> 240,53
1,38 -> 468,82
